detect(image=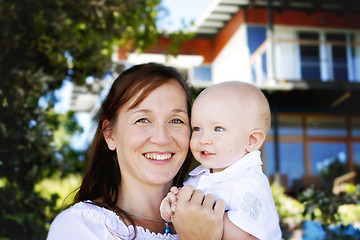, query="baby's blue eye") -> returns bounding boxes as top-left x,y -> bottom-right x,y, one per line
214,126 -> 224,132
192,126 -> 201,132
